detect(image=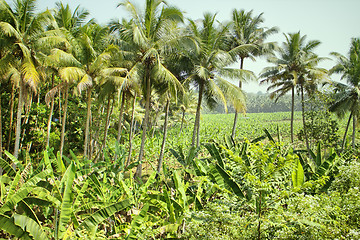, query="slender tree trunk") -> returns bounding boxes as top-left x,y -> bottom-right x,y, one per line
46,74 -> 55,148
126,93 -> 137,168
6,84 -> 15,151
84,88 -> 92,158
59,85 -> 69,159
0,92 -> 3,158
151,113 -> 158,138
231,57 -> 244,138
117,91 -> 126,142
301,86 -> 310,154
90,105 -> 104,160
98,96 -> 112,161
59,90 -> 62,125
14,82 -> 24,159
290,86 -> 295,143
135,68 -> 151,180
157,98 -> 170,175
352,114 -> 356,149
20,96 -> 32,147
46,97 -> 55,148
342,112 -> 352,151
231,112 -> 239,139
192,81 -> 204,147
179,110 -> 185,136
